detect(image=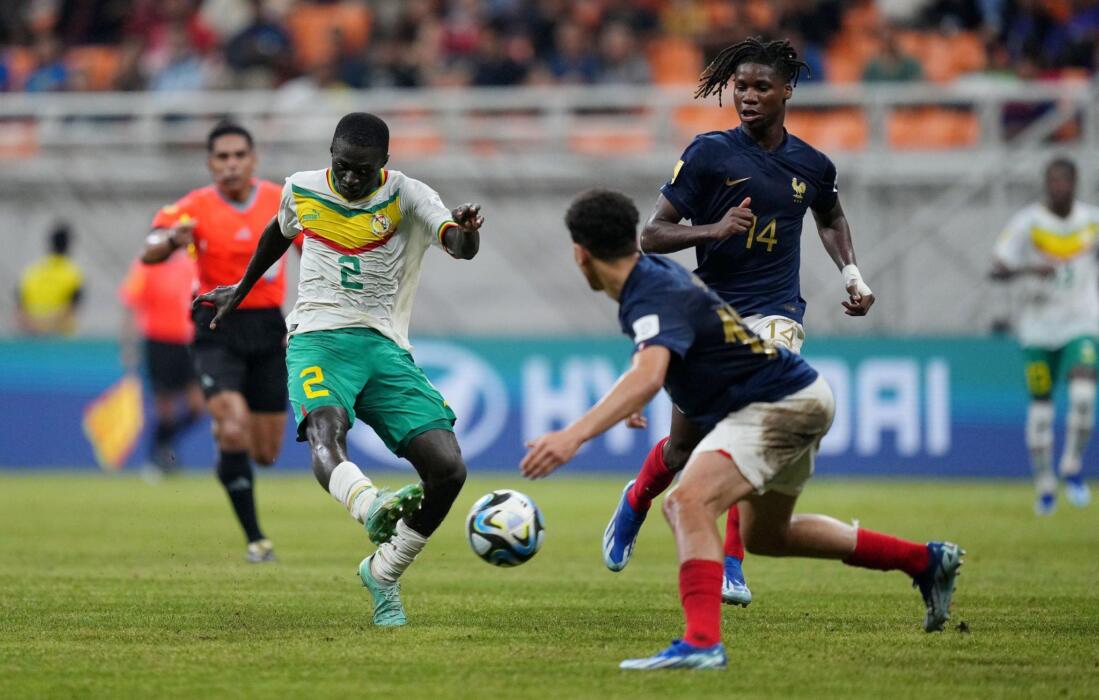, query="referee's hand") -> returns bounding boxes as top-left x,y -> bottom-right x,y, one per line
192,284 -> 241,330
